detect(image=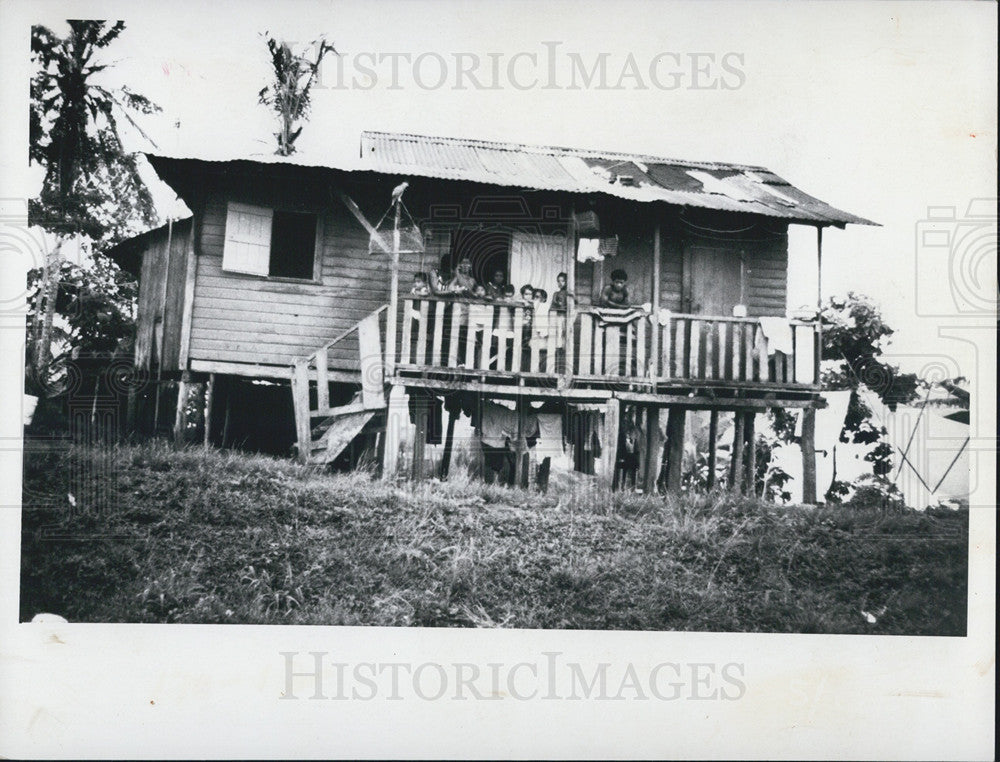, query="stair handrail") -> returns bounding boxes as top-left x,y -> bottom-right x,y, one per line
291,304 -> 389,369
